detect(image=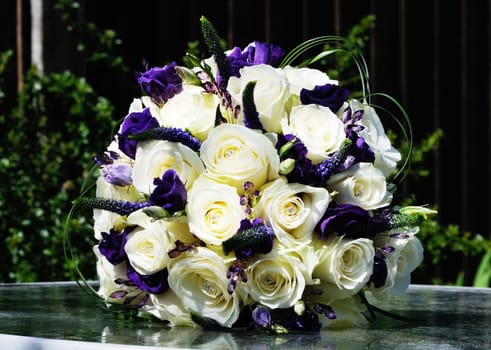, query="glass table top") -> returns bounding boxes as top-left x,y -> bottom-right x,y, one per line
0,281 -> 490,349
